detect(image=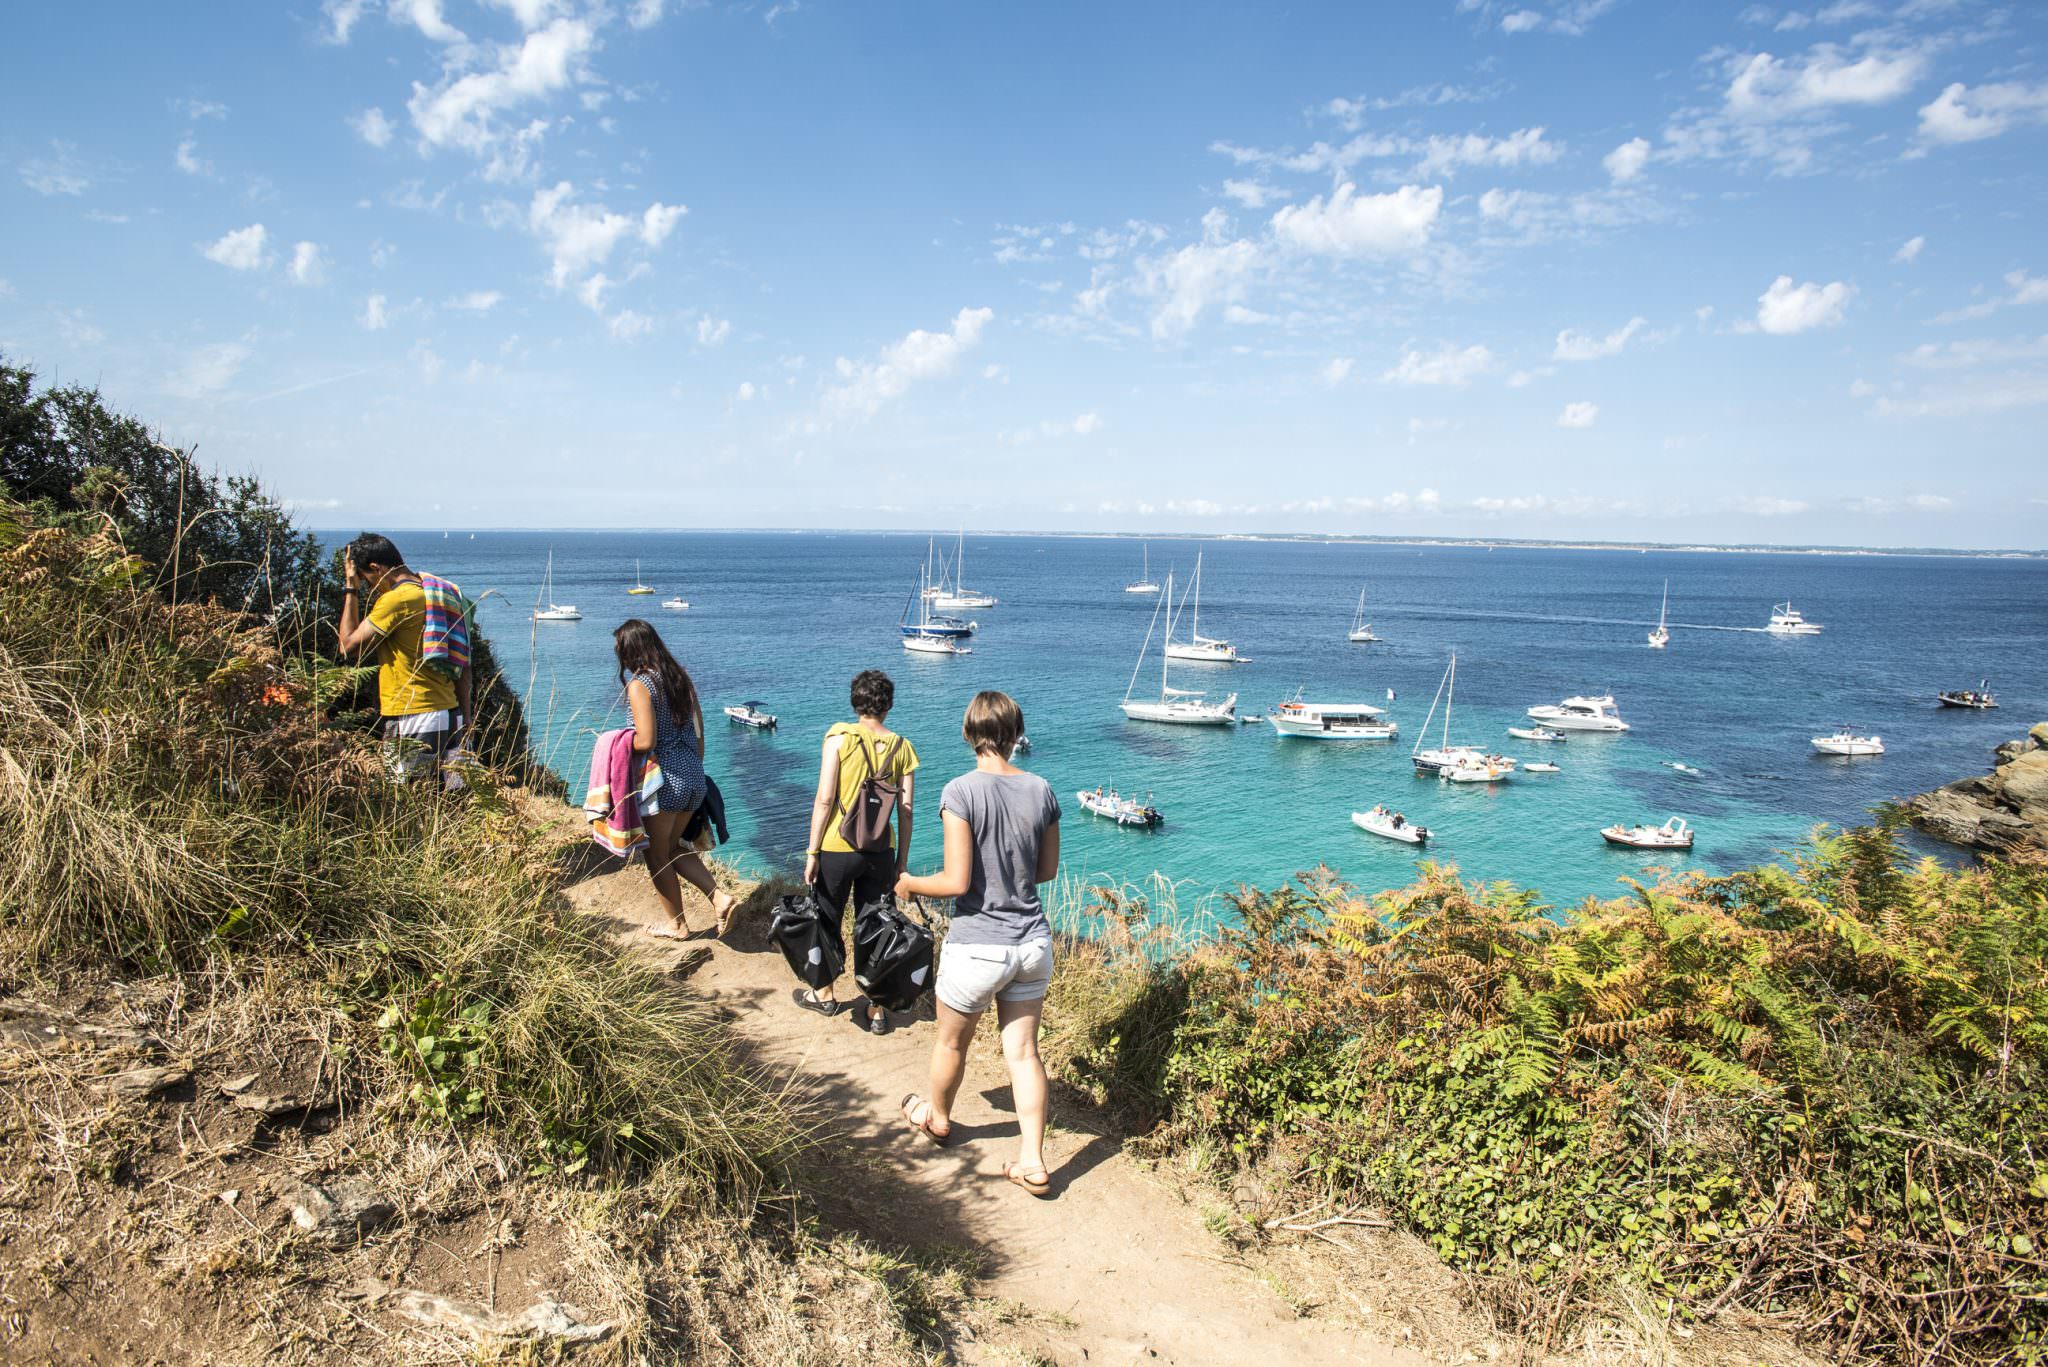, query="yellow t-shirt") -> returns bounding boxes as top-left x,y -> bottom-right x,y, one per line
819,722 -> 919,854
367,581 -> 458,719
